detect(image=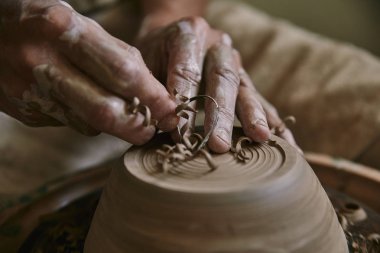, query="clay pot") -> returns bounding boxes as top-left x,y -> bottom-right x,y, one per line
84,129 -> 348,253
